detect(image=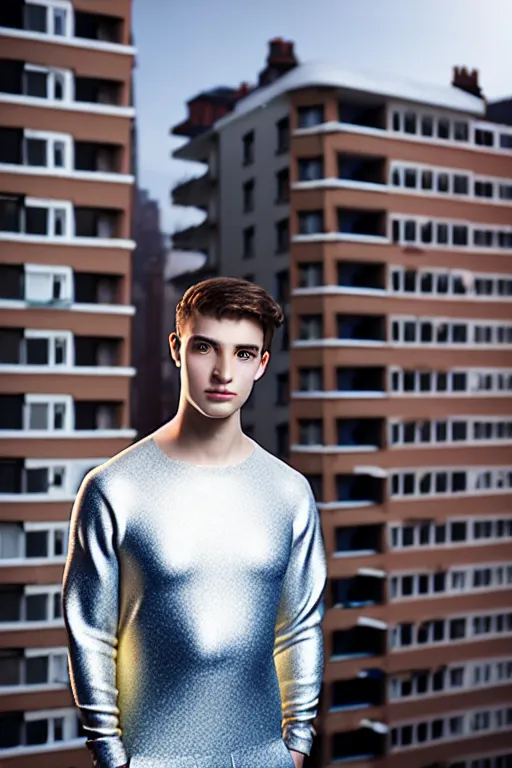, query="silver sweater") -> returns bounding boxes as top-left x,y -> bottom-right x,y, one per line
62,436 -> 327,768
